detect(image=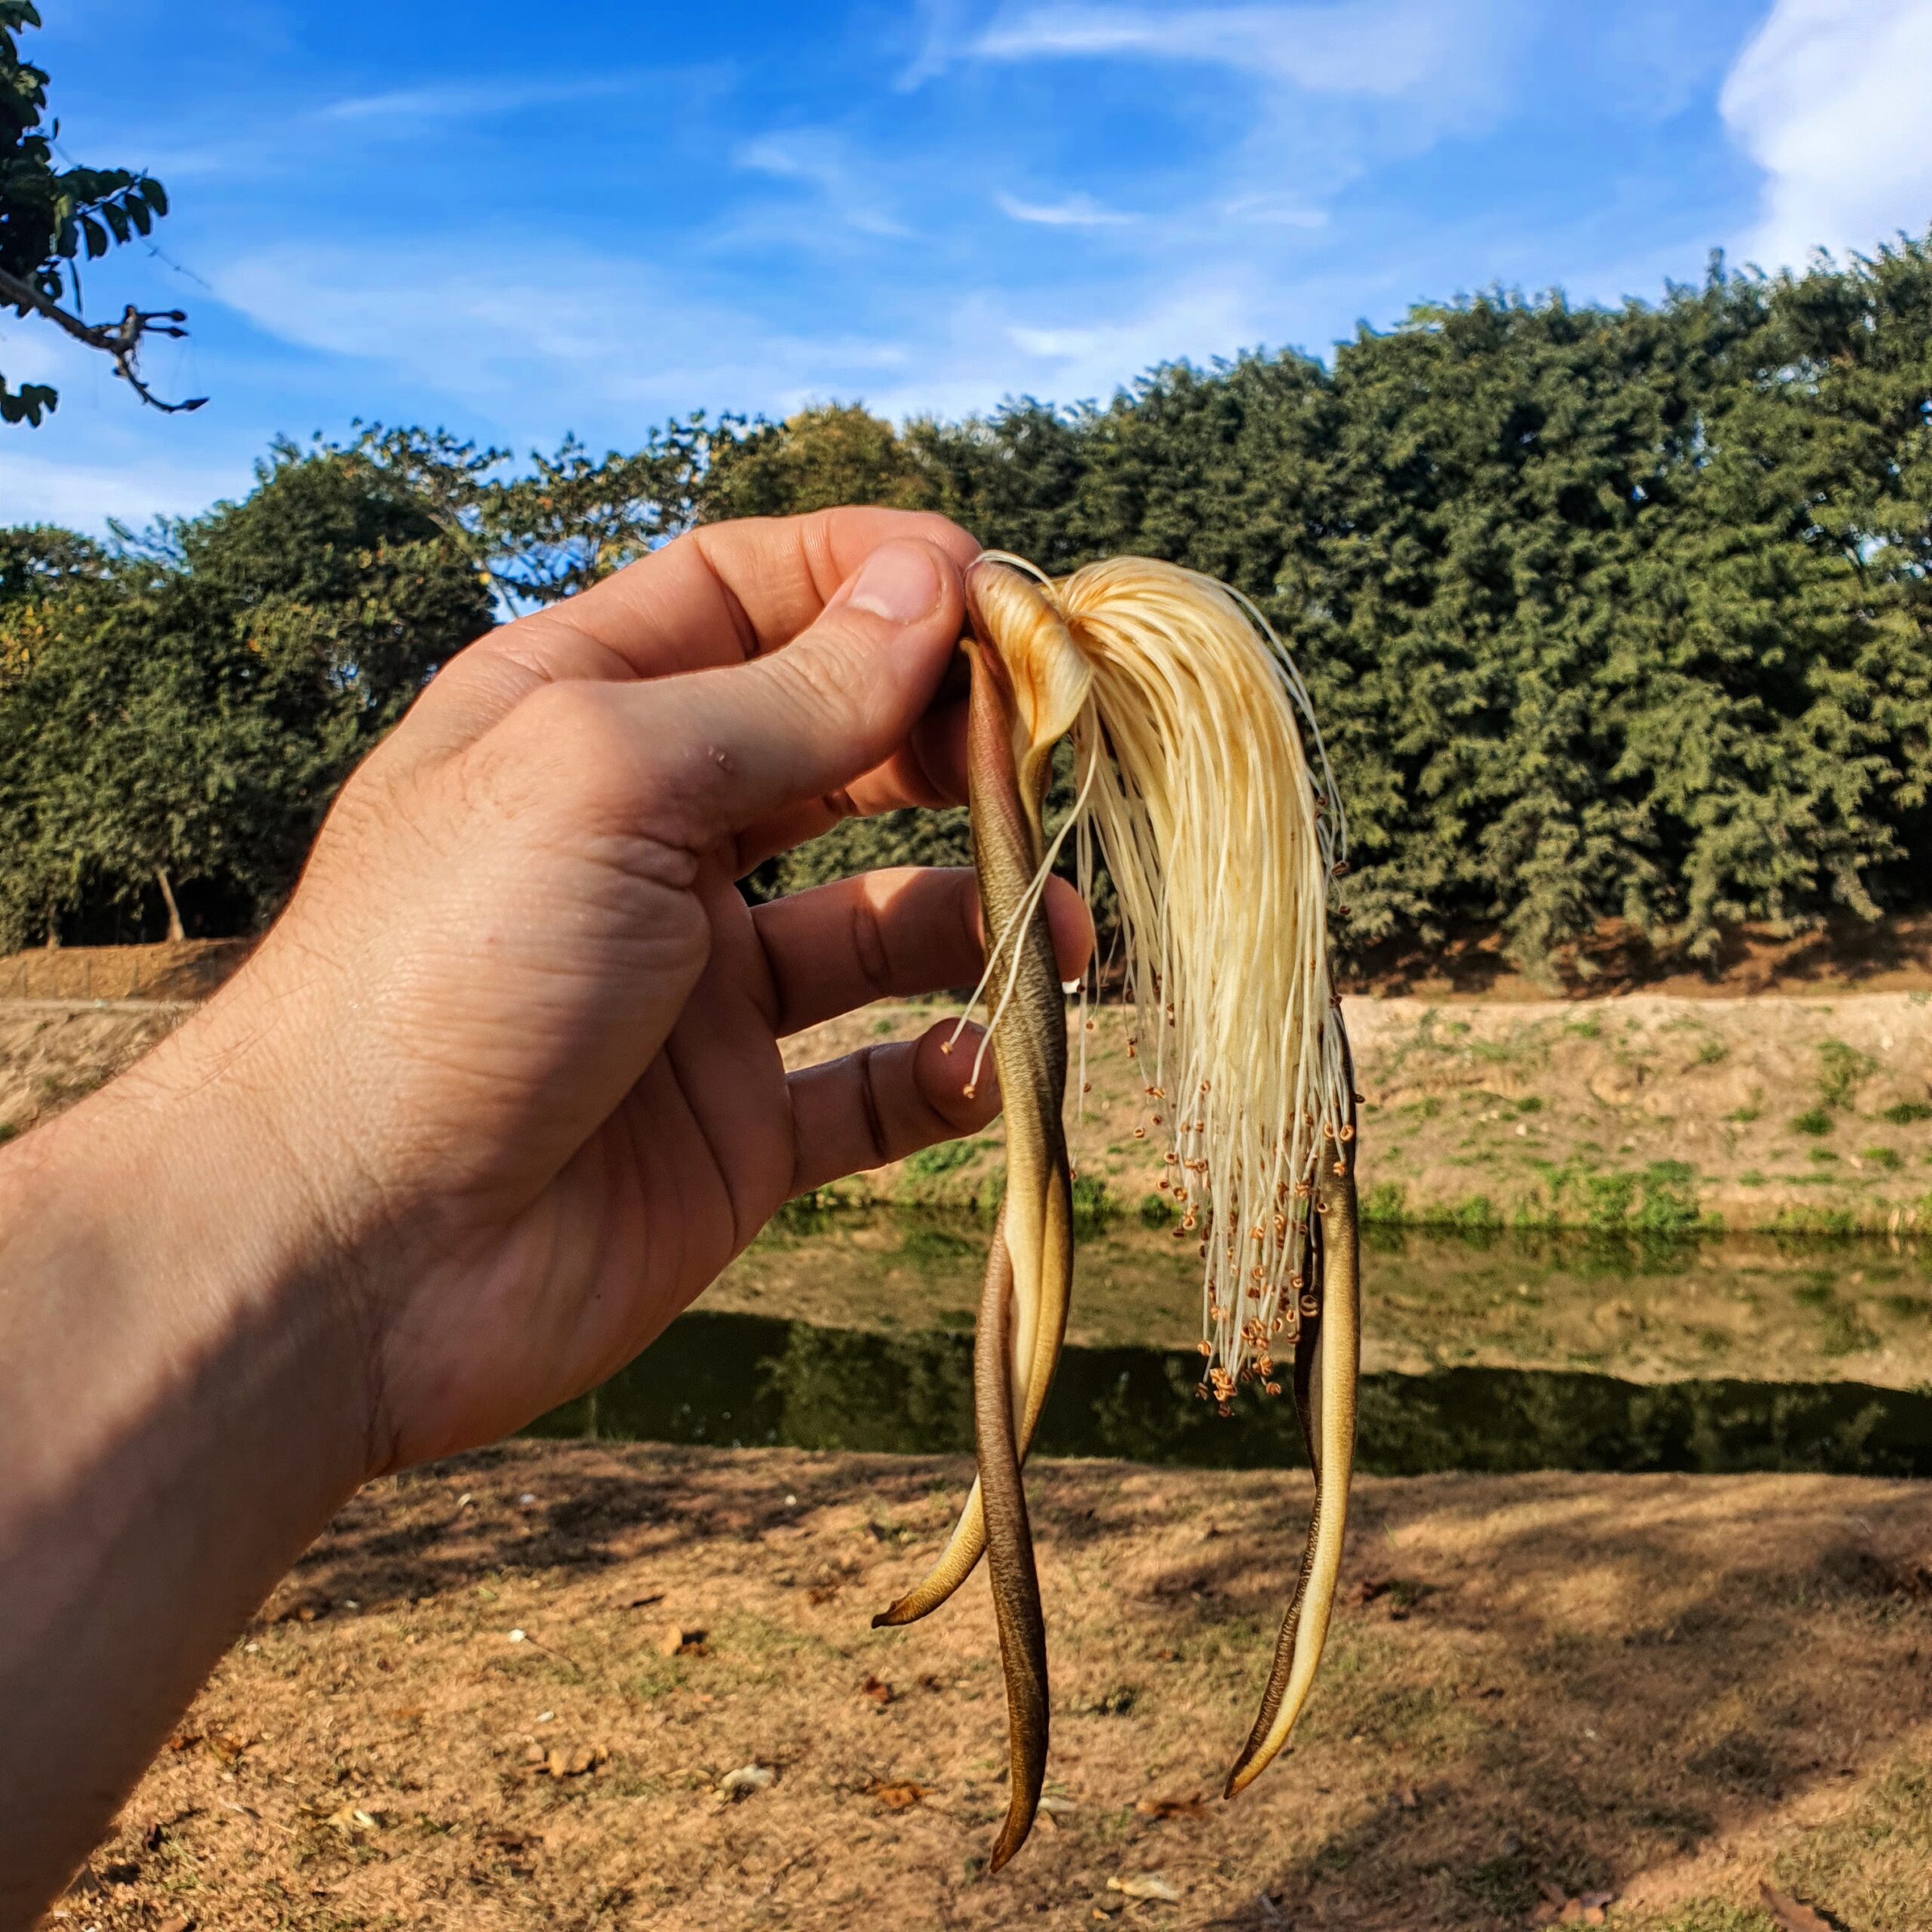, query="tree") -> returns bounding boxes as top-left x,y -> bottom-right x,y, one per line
0,448 -> 491,946
0,0 -> 200,423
